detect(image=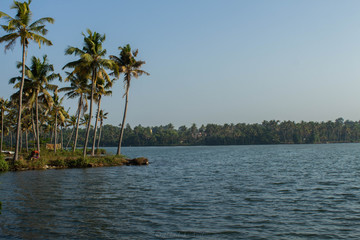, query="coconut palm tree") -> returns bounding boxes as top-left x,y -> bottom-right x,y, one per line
63,29 -> 115,158
5,102 -> 18,150
20,108 -> 32,152
0,0 -> 54,161
10,55 -> 60,157
59,71 -> 89,152
97,109 -> 108,149
91,78 -> 113,155
80,114 -> 90,129
58,109 -> 70,150
50,90 -> 67,153
110,44 -> 149,155
65,115 -> 77,149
